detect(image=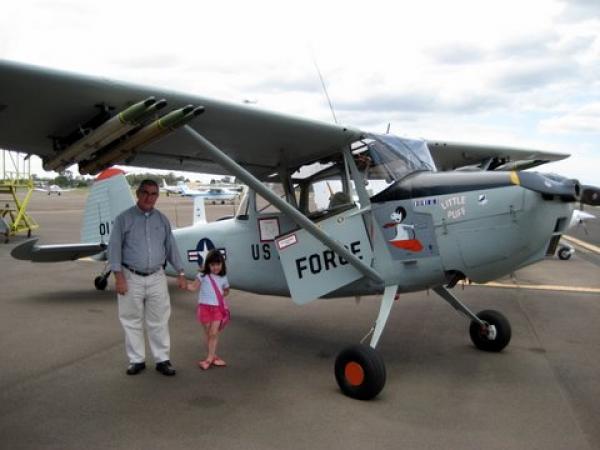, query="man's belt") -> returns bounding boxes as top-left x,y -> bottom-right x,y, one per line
122,263 -> 160,277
